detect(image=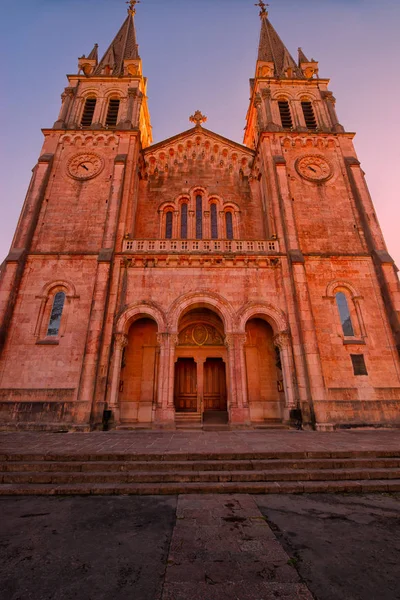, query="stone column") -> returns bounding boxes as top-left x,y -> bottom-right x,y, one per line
203,211 -> 210,240
122,87 -> 137,129
188,210 -> 195,239
195,357 -> 206,414
254,93 -> 266,131
53,87 -> 75,128
108,333 -> 128,422
262,88 -> 279,131
225,333 -> 250,424
322,91 -> 344,133
274,331 -> 297,412
155,333 -> 176,425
